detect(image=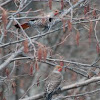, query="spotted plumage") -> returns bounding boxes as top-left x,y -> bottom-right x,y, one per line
44,65 -> 63,100
14,10 -> 60,30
